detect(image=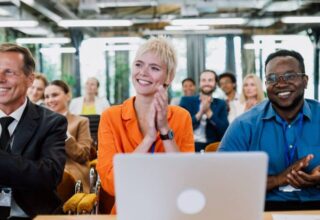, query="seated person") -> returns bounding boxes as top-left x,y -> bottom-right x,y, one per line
231,73 -> 265,121
239,74 -> 265,110
69,77 -> 110,115
180,70 -> 229,152
219,49 -> 320,211
0,43 -> 67,219
45,80 -> 93,193
27,73 -> 48,106
96,37 -> 195,213
218,72 -> 239,122
170,77 -> 196,105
